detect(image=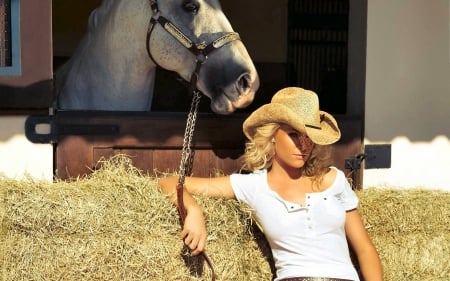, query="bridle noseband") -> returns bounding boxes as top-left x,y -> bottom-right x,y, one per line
146,0 -> 241,93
